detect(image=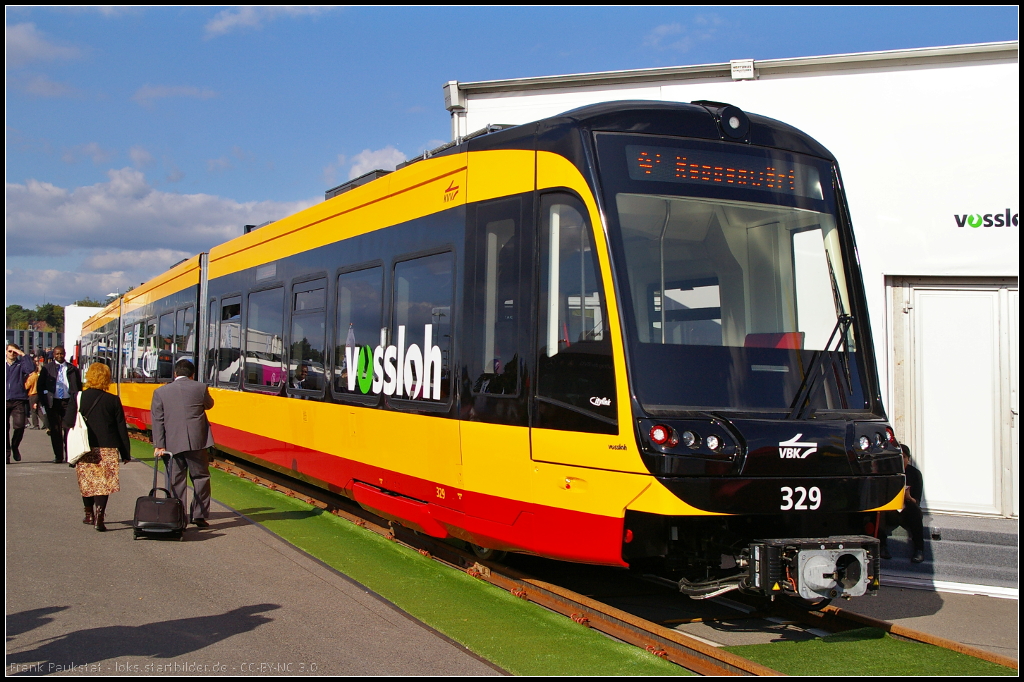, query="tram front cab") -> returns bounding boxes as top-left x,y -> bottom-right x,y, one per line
585,106 -> 905,598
